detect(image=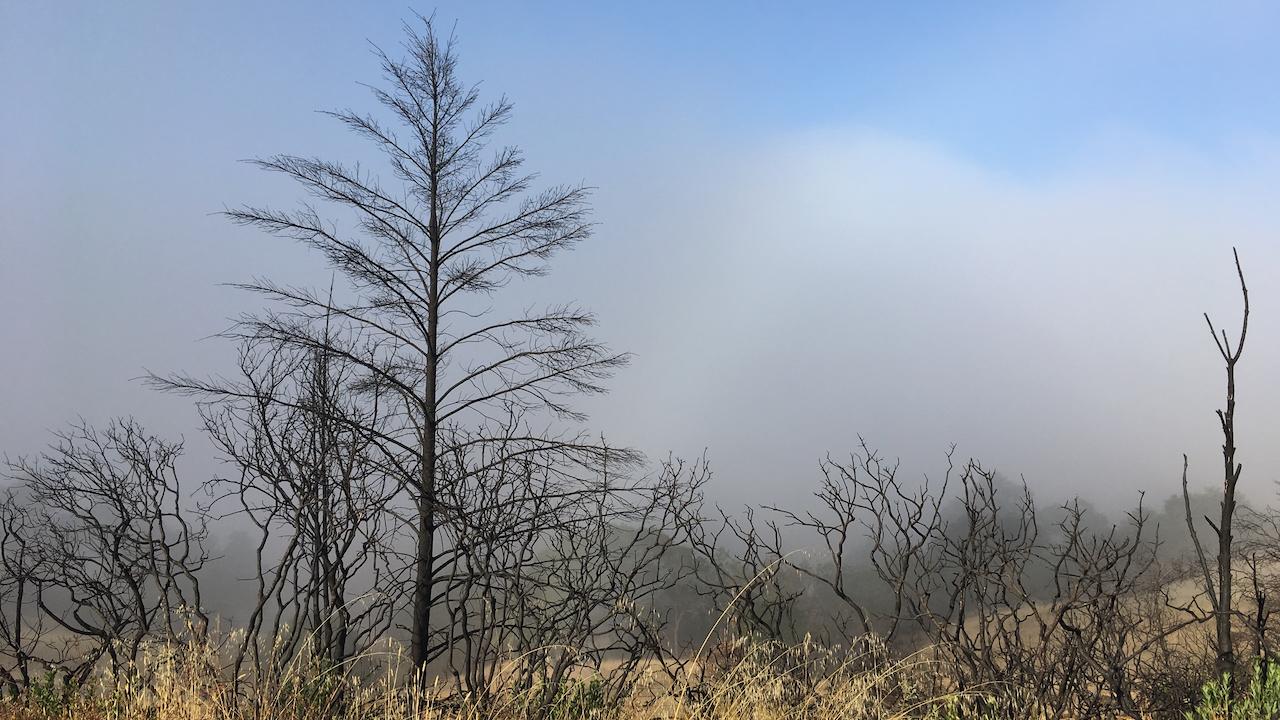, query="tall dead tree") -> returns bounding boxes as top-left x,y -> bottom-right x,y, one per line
156,16 -> 631,671
1183,247 -> 1249,686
